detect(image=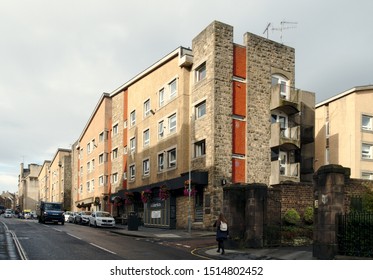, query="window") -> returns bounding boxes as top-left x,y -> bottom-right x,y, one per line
362,115 -> 373,131
194,140 -> 206,157
129,164 -> 136,180
124,146 -> 128,154
99,131 -> 107,142
99,175 -> 106,186
143,129 -> 150,147
130,137 -> 136,152
91,159 -> 95,171
87,142 -> 91,154
144,99 -> 151,117
362,143 -> 373,159
143,159 -> 150,176
325,121 -> 330,137
158,153 -> 164,172
196,101 -> 206,119
169,113 -> 176,133
158,121 -> 164,139
86,181 -> 91,192
168,148 -> 176,168
195,62 -> 206,82
91,179 -> 95,192
325,147 -> 330,164
87,162 -> 91,173
169,79 -> 177,99
99,153 -> 108,164
130,110 -> 136,126
112,123 -> 119,136
112,148 -> 118,159
112,173 -> 118,184
362,172 -> 373,180
272,75 -> 289,99
159,88 -> 165,107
